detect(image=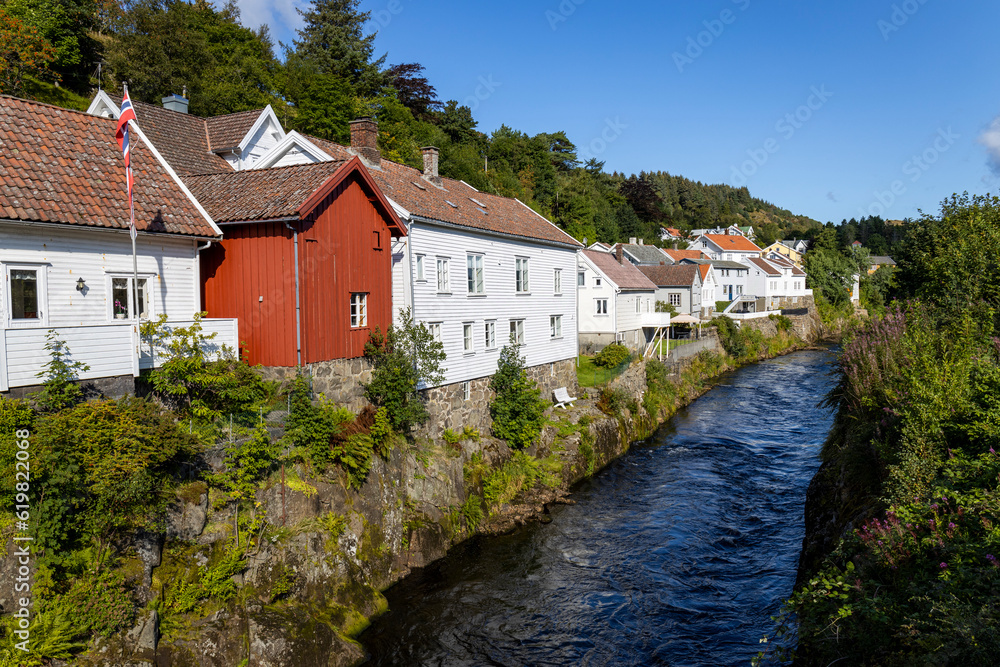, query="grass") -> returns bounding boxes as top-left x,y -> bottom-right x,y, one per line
576,355 -> 629,388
